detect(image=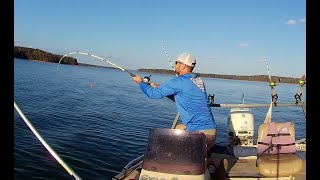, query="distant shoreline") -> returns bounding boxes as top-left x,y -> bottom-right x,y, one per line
14,46 -> 304,85
137,68 -> 303,84
15,58 -> 302,85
